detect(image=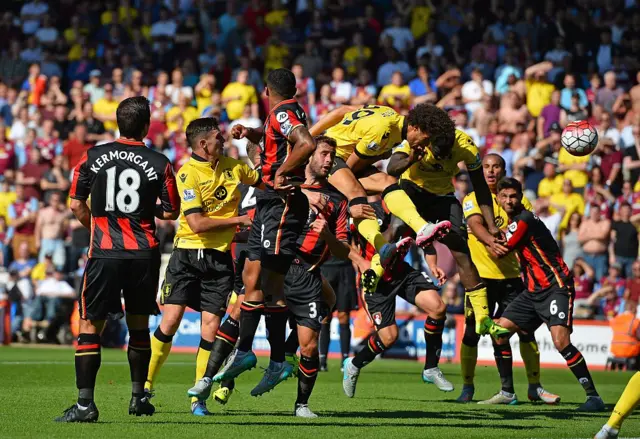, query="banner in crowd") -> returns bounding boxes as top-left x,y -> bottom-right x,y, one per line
149,312 -> 613,369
